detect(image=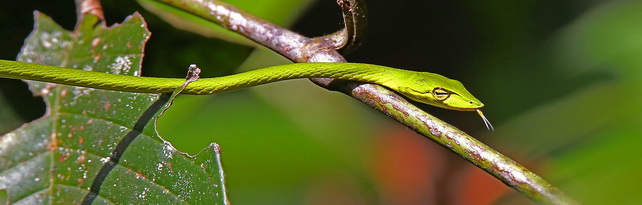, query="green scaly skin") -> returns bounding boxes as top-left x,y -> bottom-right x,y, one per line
0,60 -> 483,111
